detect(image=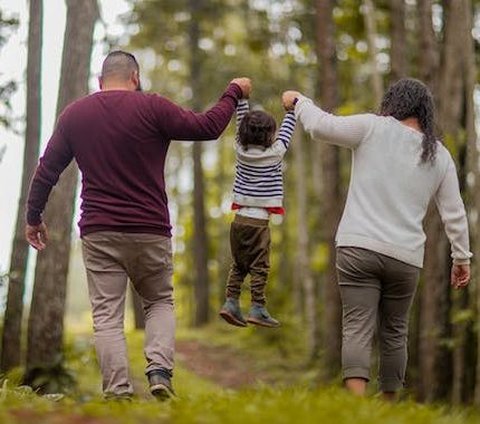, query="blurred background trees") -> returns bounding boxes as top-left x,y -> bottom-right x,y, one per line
1,0 -> 480,404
